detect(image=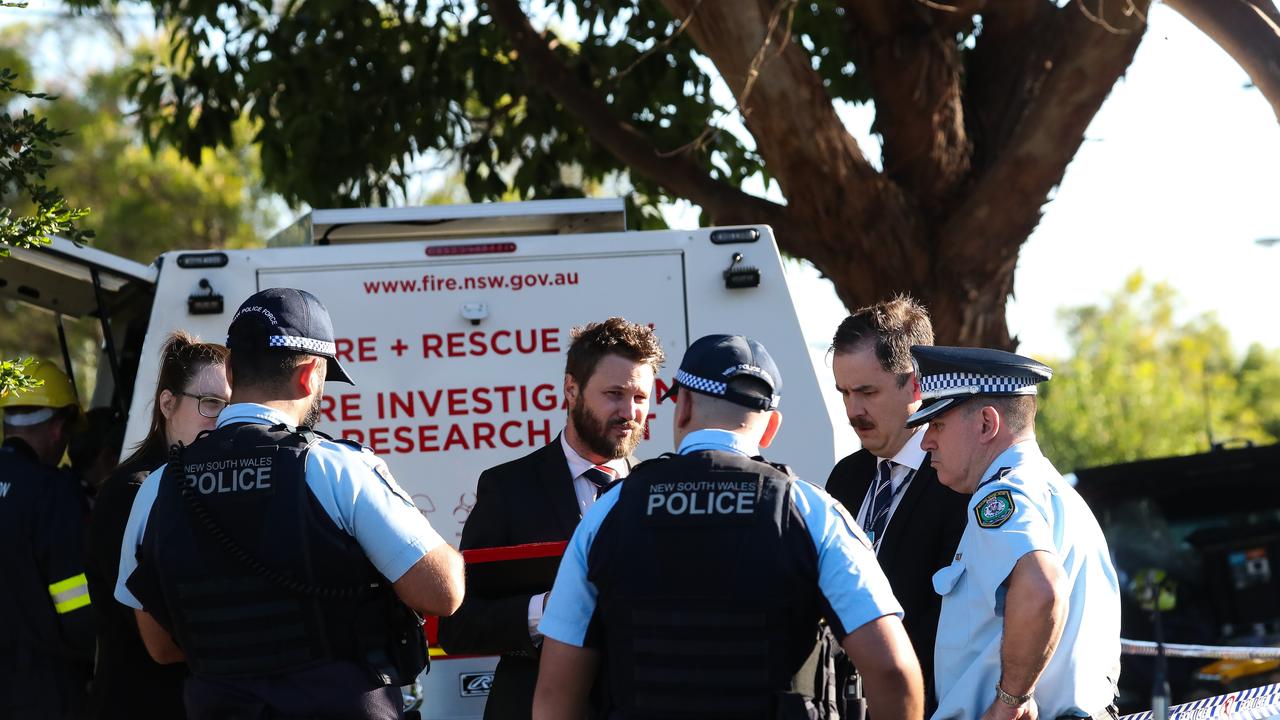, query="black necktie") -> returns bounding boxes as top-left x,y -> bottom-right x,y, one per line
867,460 -> 896,549
582,465 -> 616,499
